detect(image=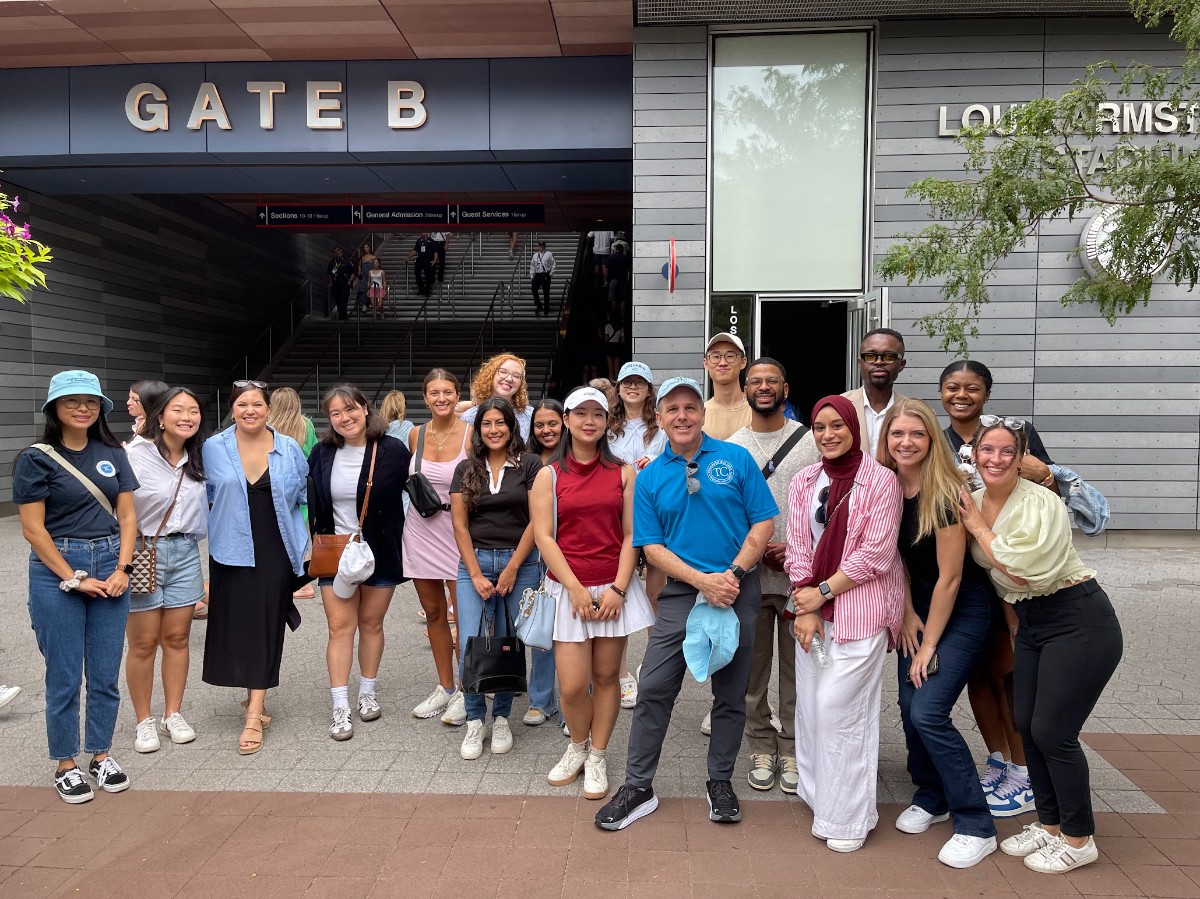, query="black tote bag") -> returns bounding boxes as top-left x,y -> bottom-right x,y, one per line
462,598 -> 528,696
